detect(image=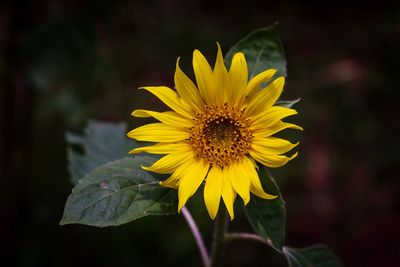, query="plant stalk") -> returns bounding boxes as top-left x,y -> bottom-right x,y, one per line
210,208 -> 228,267
181,207 -> 210,267
225,232 -> 272,246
